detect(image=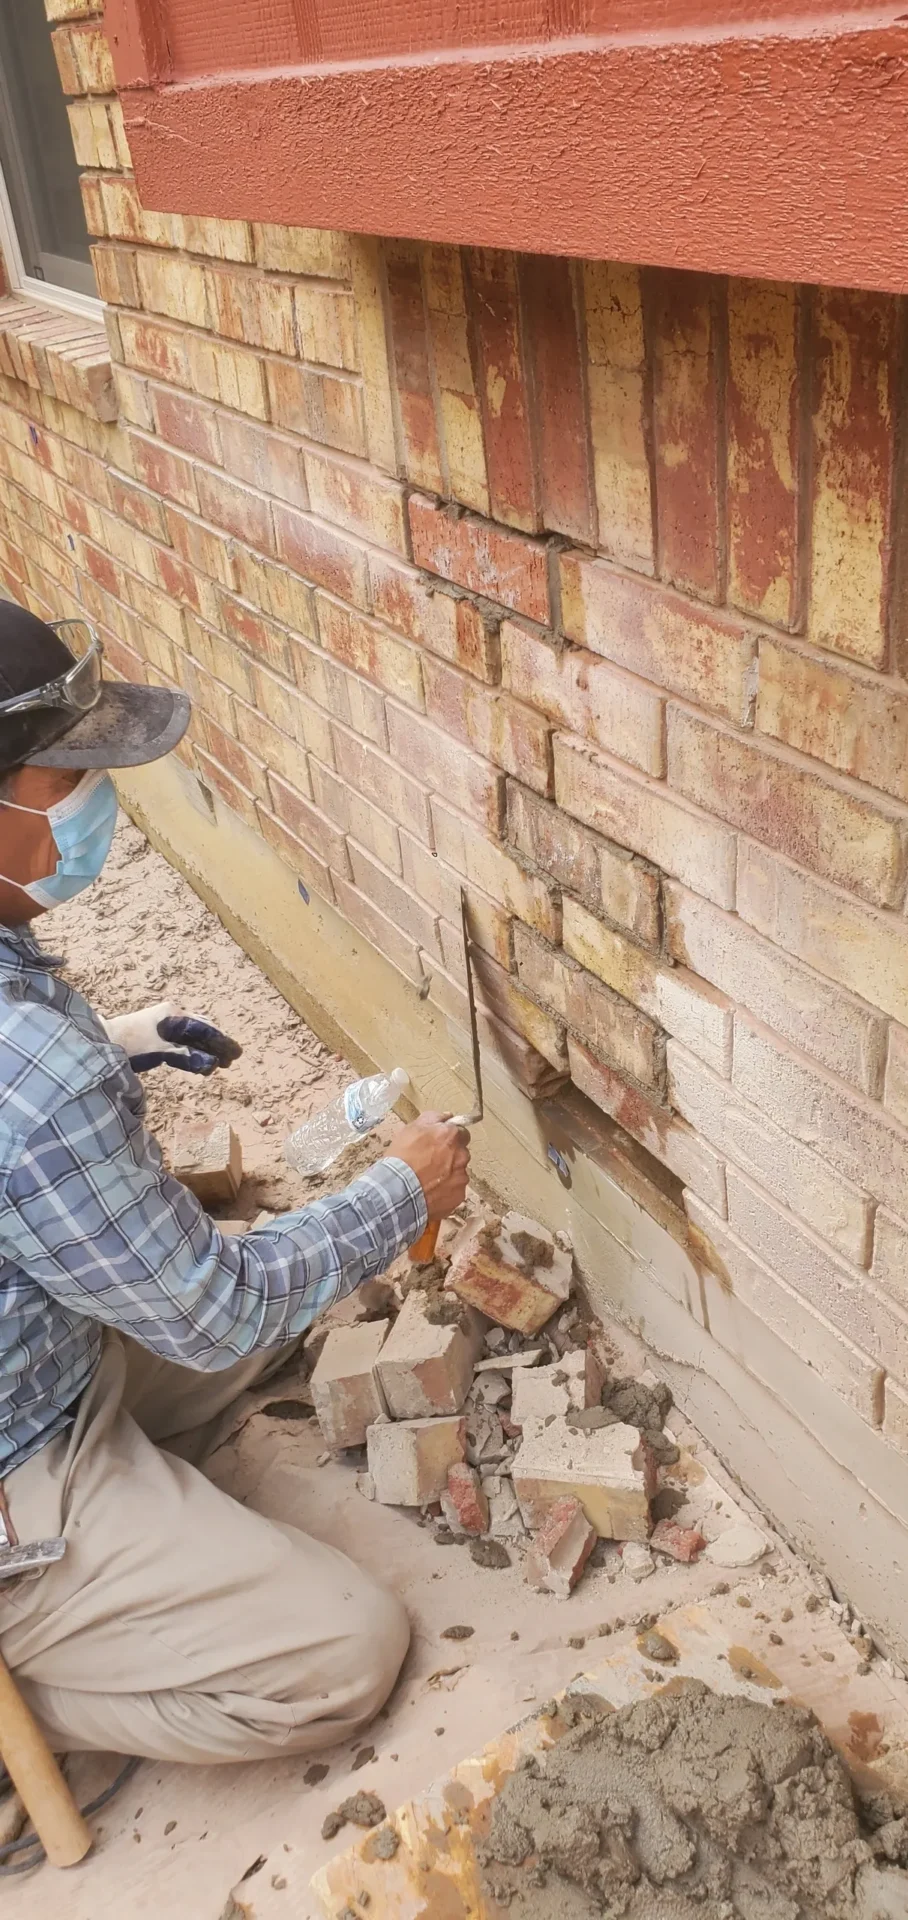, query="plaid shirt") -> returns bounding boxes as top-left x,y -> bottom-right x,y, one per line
0,924 -> 426,1477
